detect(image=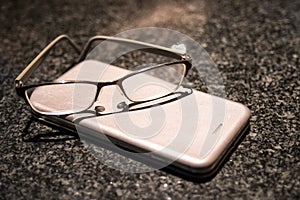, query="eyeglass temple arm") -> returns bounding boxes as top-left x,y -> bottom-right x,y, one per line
15,35 -> 81,87
78,36 -> 188,62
